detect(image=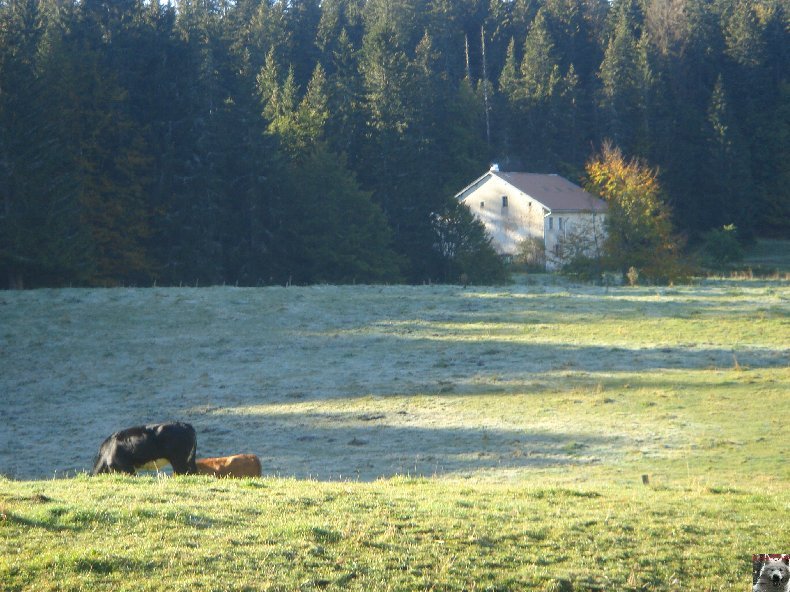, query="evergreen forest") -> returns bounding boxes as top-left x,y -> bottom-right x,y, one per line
1,0 -> 788,287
